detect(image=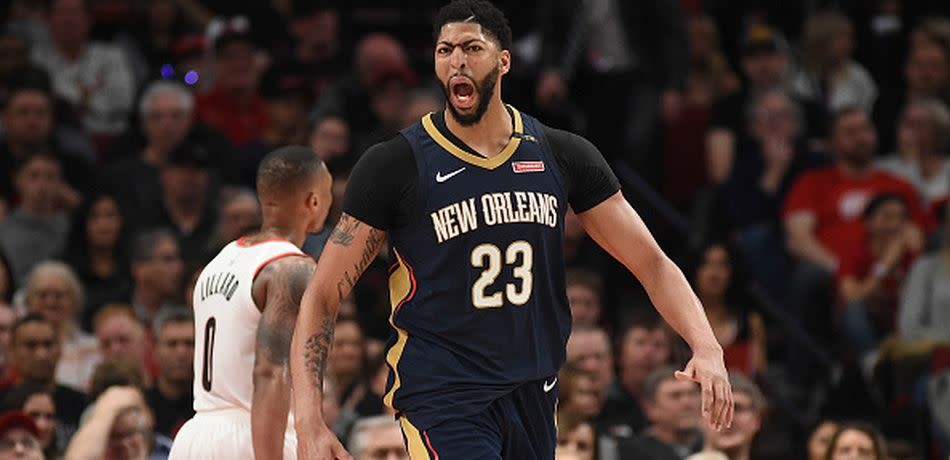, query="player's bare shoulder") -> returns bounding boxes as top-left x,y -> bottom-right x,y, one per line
251,255 -> 316,313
